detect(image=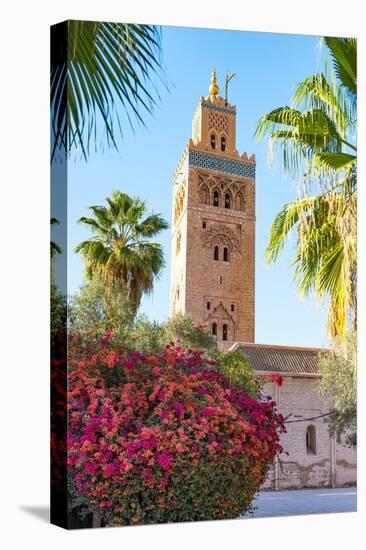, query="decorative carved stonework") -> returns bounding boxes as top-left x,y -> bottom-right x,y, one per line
205,302 -> 237,326
170,77 -> 255,346
208,111 -> 229,135
202,223 -> 241,254
174,180 -> 186,223
197,173 -> 247,212
189,150 -> 255,179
